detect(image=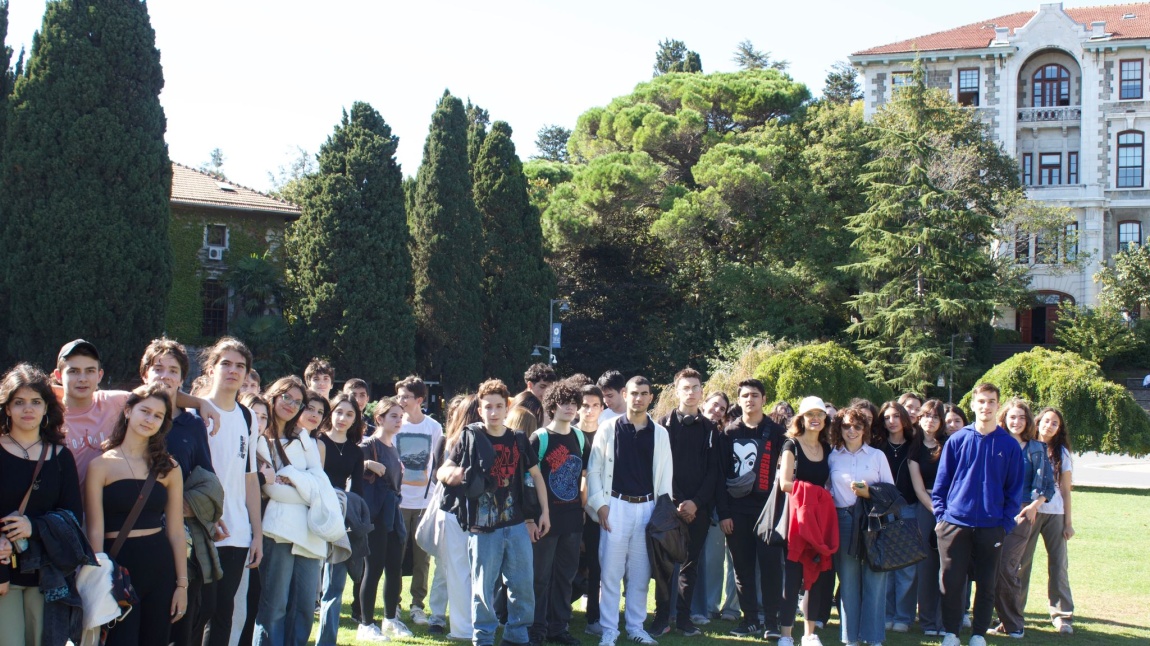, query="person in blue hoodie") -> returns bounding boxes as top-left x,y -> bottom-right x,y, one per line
931,383 -> 1024,646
